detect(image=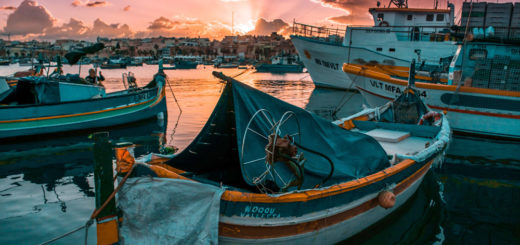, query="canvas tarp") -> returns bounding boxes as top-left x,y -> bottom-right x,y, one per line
231,80 -> 389,188
118,177 -> 225,244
